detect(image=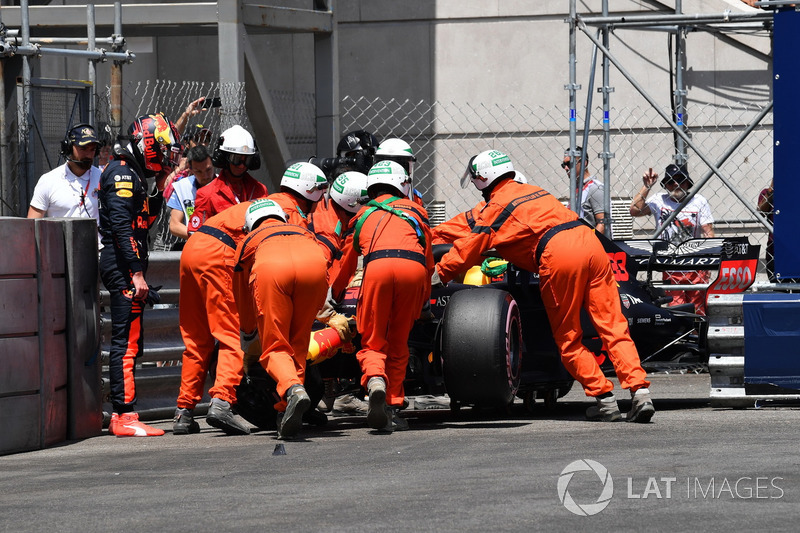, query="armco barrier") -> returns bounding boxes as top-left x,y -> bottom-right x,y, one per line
0,217 -> 101,455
